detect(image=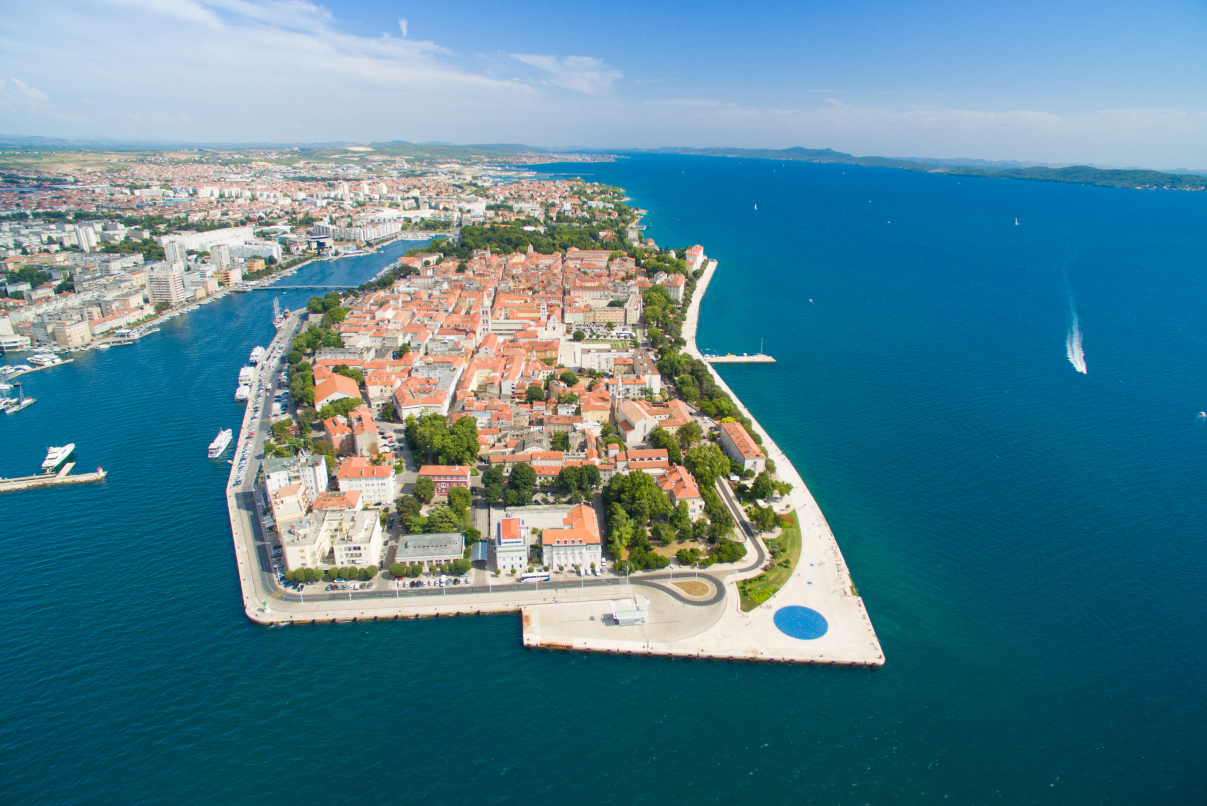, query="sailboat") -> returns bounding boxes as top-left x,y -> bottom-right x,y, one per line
1015,218 -> 1019,225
